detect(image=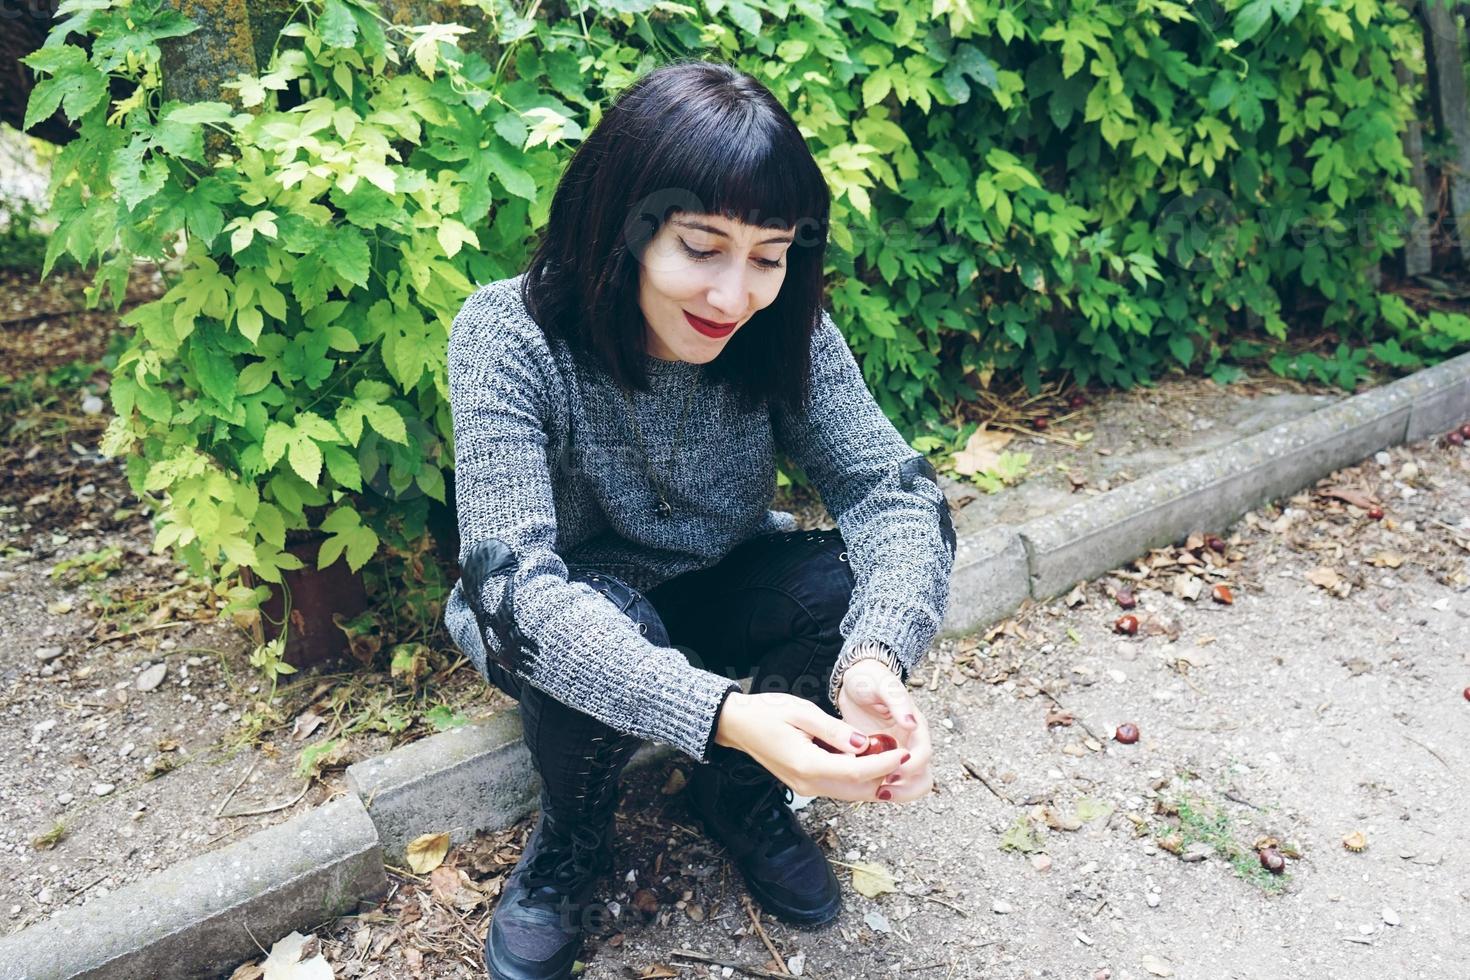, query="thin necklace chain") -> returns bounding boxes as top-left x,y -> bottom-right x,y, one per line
621,370 -> 700,519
